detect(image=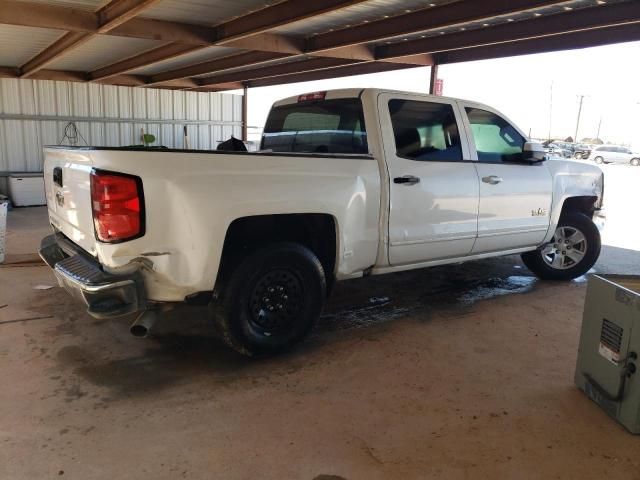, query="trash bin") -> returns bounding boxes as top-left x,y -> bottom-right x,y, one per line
0,199 -> 7,264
